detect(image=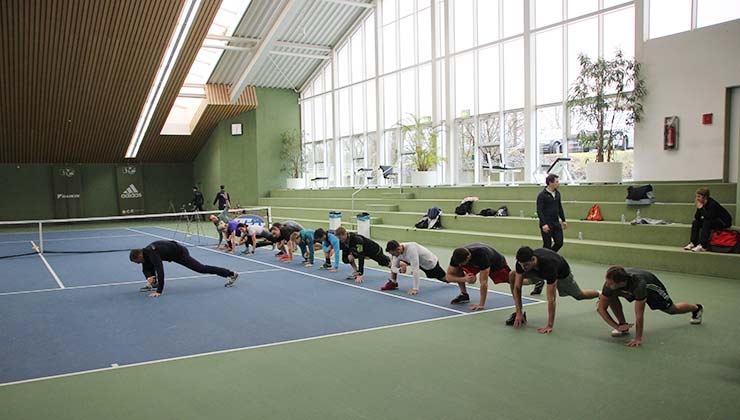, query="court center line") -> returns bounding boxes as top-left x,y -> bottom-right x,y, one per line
31,241 -> 64,289
131,227 -> 467,315
0,269 -> 281,297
